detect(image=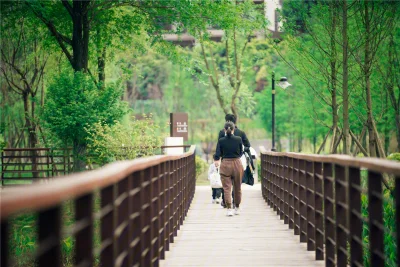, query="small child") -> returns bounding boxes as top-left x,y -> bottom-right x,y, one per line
208,162 -> 223,204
